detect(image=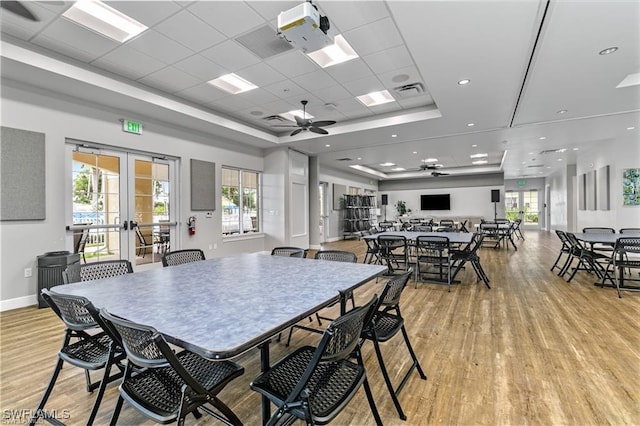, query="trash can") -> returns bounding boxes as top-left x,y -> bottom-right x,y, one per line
37,251 -> 80,308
